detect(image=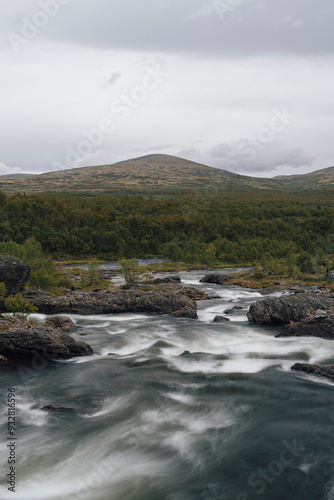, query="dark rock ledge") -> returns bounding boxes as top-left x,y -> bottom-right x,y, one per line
247,293 -> 334,326
291,363 -> 334,380
0,325 -> 93,362
22,287 -> 198,319
276,312 -> 334,340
